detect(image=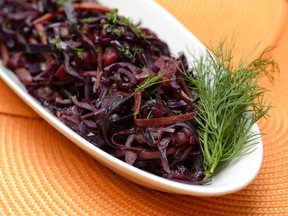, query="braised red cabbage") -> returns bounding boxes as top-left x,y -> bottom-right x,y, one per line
0,0 -> 206,184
